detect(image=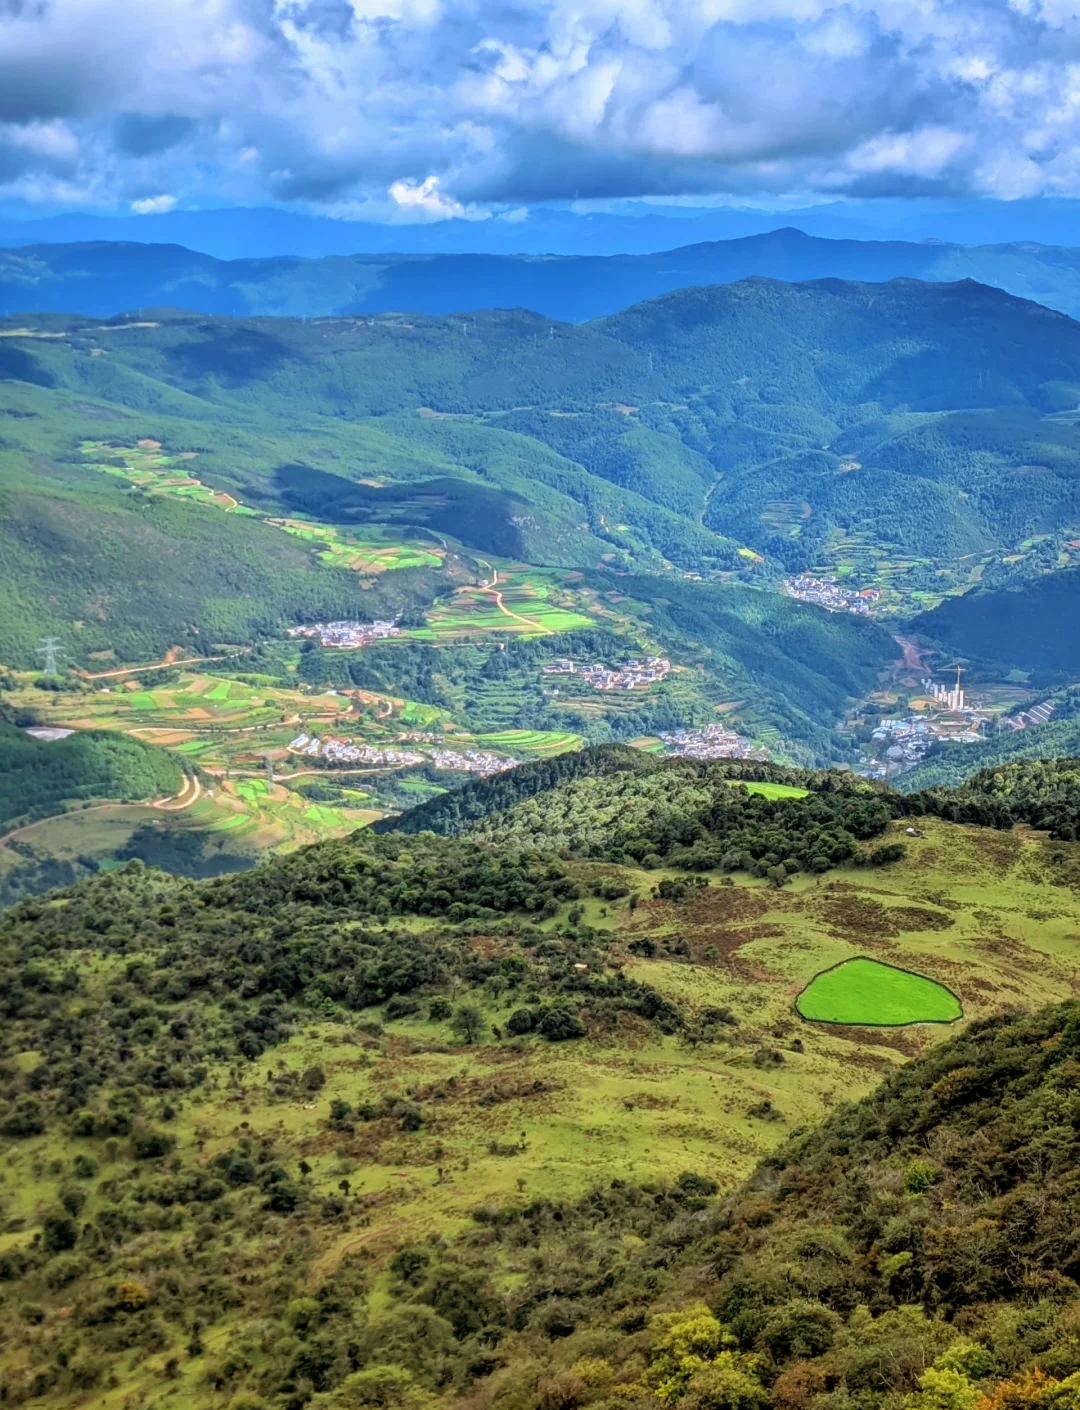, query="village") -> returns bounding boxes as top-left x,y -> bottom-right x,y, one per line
783,574 -> 881,615
541,656 -> 672,691
856,669 -> 991,778
286,732 -> 519,775
658,723 -> 769,760
287,619 -> 403,648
